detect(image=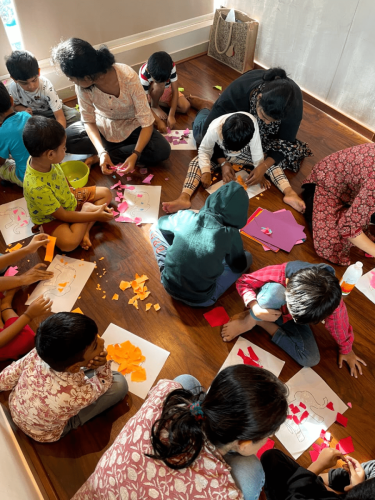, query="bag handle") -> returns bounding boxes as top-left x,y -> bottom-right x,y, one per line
214,12 -> 233,55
